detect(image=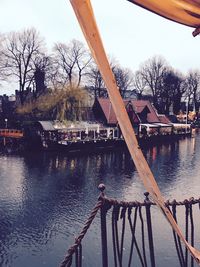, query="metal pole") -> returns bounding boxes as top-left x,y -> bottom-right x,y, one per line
5,118 -> 8,129
144,192 -> 156,267
99,184 -> 108,267
186,98 -> 189,125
